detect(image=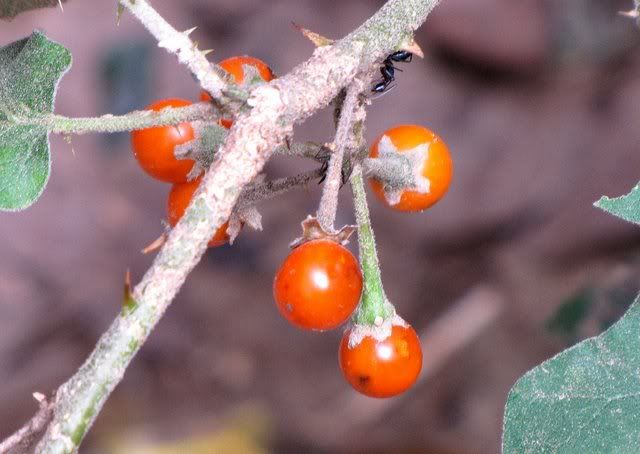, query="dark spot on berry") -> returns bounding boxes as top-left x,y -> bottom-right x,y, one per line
358,375 -> 370,386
